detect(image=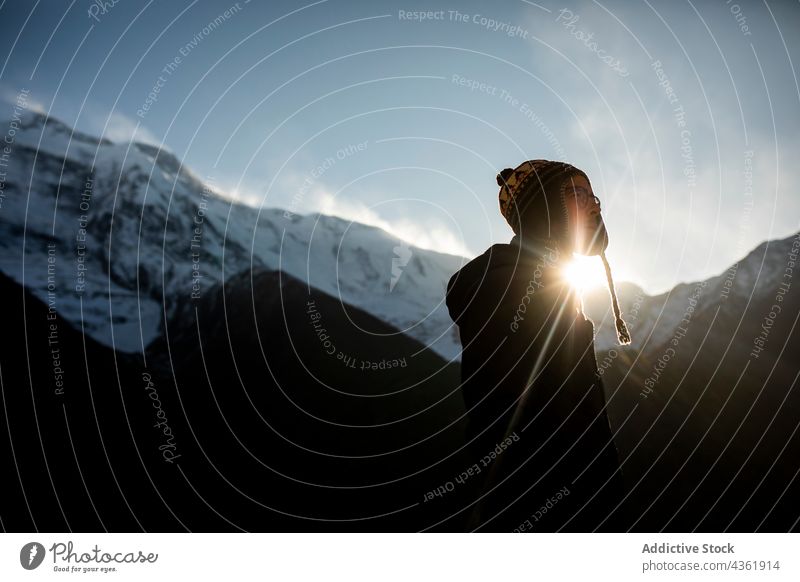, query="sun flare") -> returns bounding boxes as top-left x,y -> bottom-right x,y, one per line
562,255 -> 610,291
